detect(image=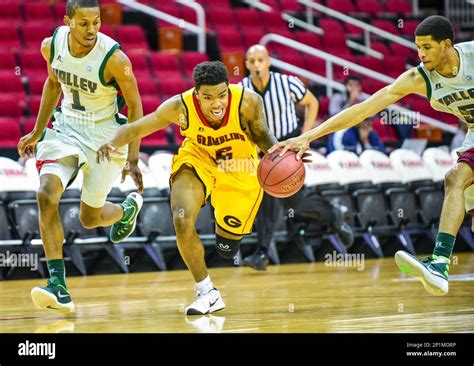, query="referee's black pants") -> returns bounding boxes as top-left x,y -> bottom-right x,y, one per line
255,187 -> 336,251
